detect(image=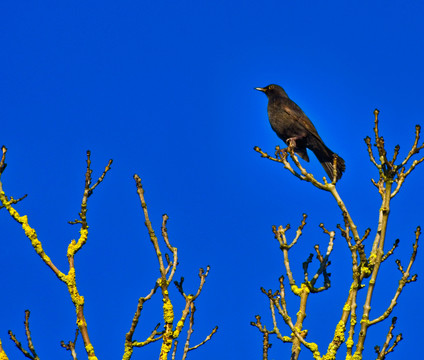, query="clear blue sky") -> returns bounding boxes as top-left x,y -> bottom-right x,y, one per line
1,1 -> 423,359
